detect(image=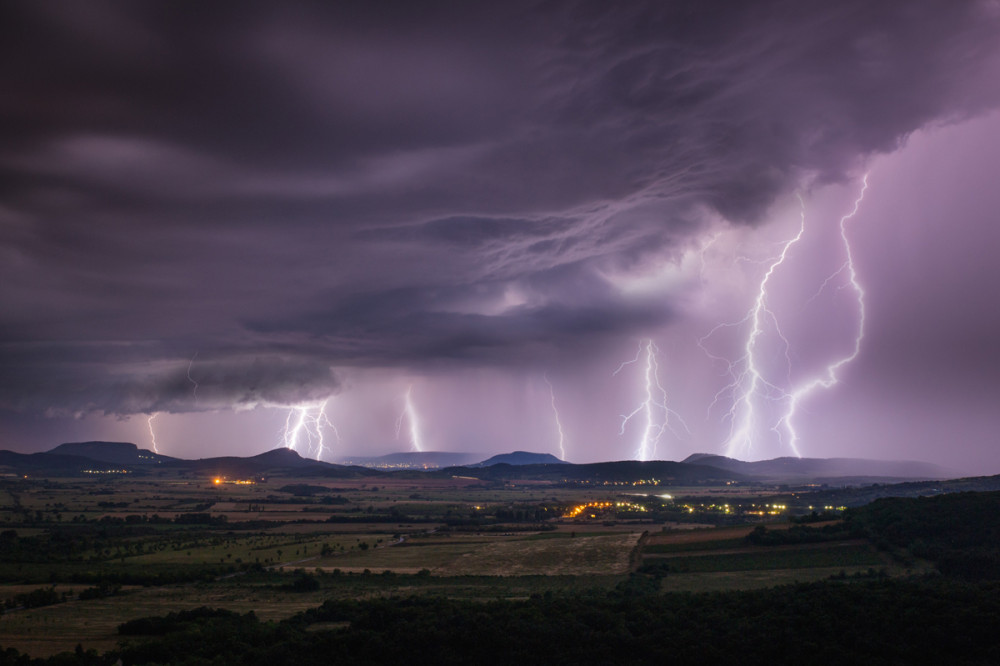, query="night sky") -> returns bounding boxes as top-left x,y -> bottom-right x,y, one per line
3,1 -> 1000,471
